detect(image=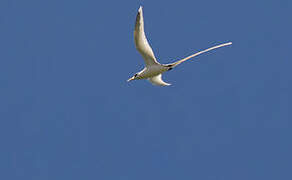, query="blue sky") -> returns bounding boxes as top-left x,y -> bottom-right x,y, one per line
0,0 -> 291,179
